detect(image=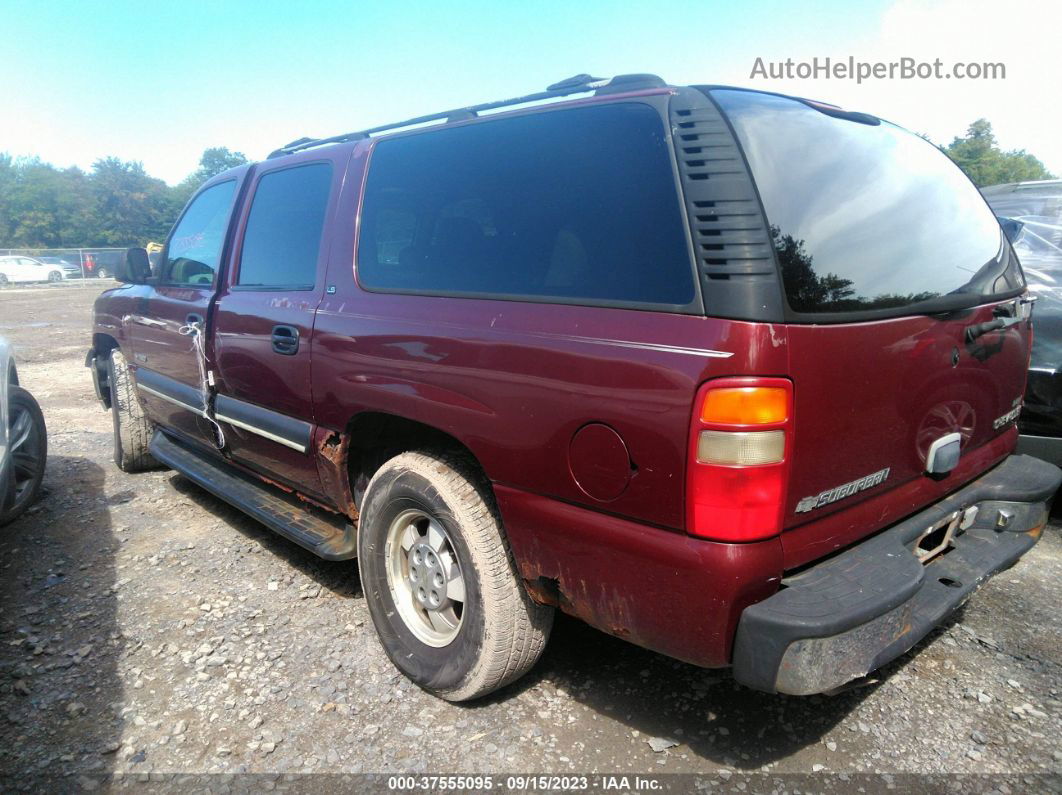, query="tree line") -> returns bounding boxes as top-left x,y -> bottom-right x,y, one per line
0,147 -> 247,249
0,119 -> 1055,250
